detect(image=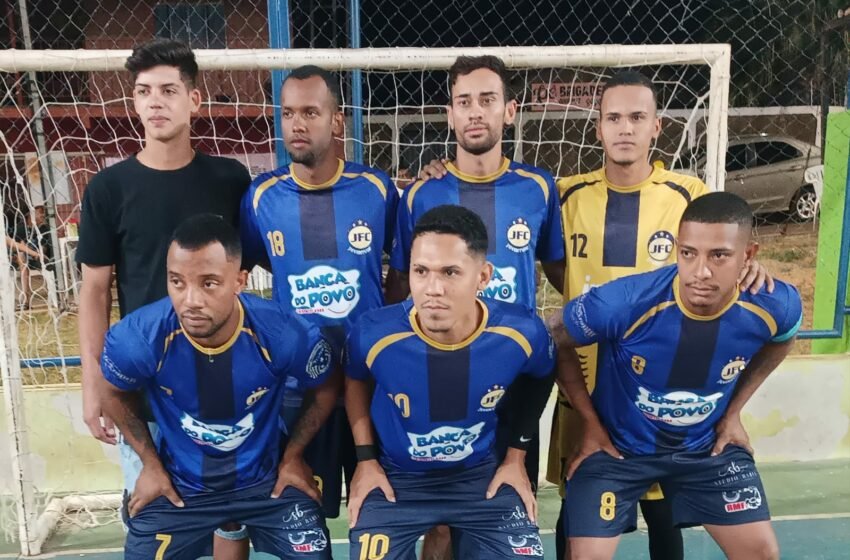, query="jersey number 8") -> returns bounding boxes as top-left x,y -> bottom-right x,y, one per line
599,491 -> 616,521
